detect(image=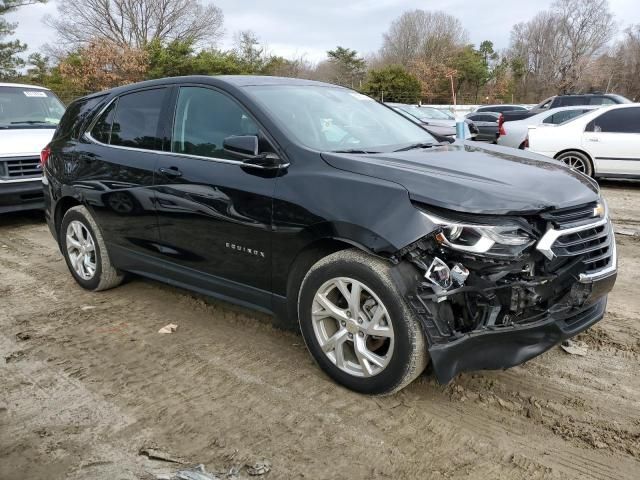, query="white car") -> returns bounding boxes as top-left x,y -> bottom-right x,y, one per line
0,83 -> 65,213
497,105 -> 599,149
527,104 -> 640,178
